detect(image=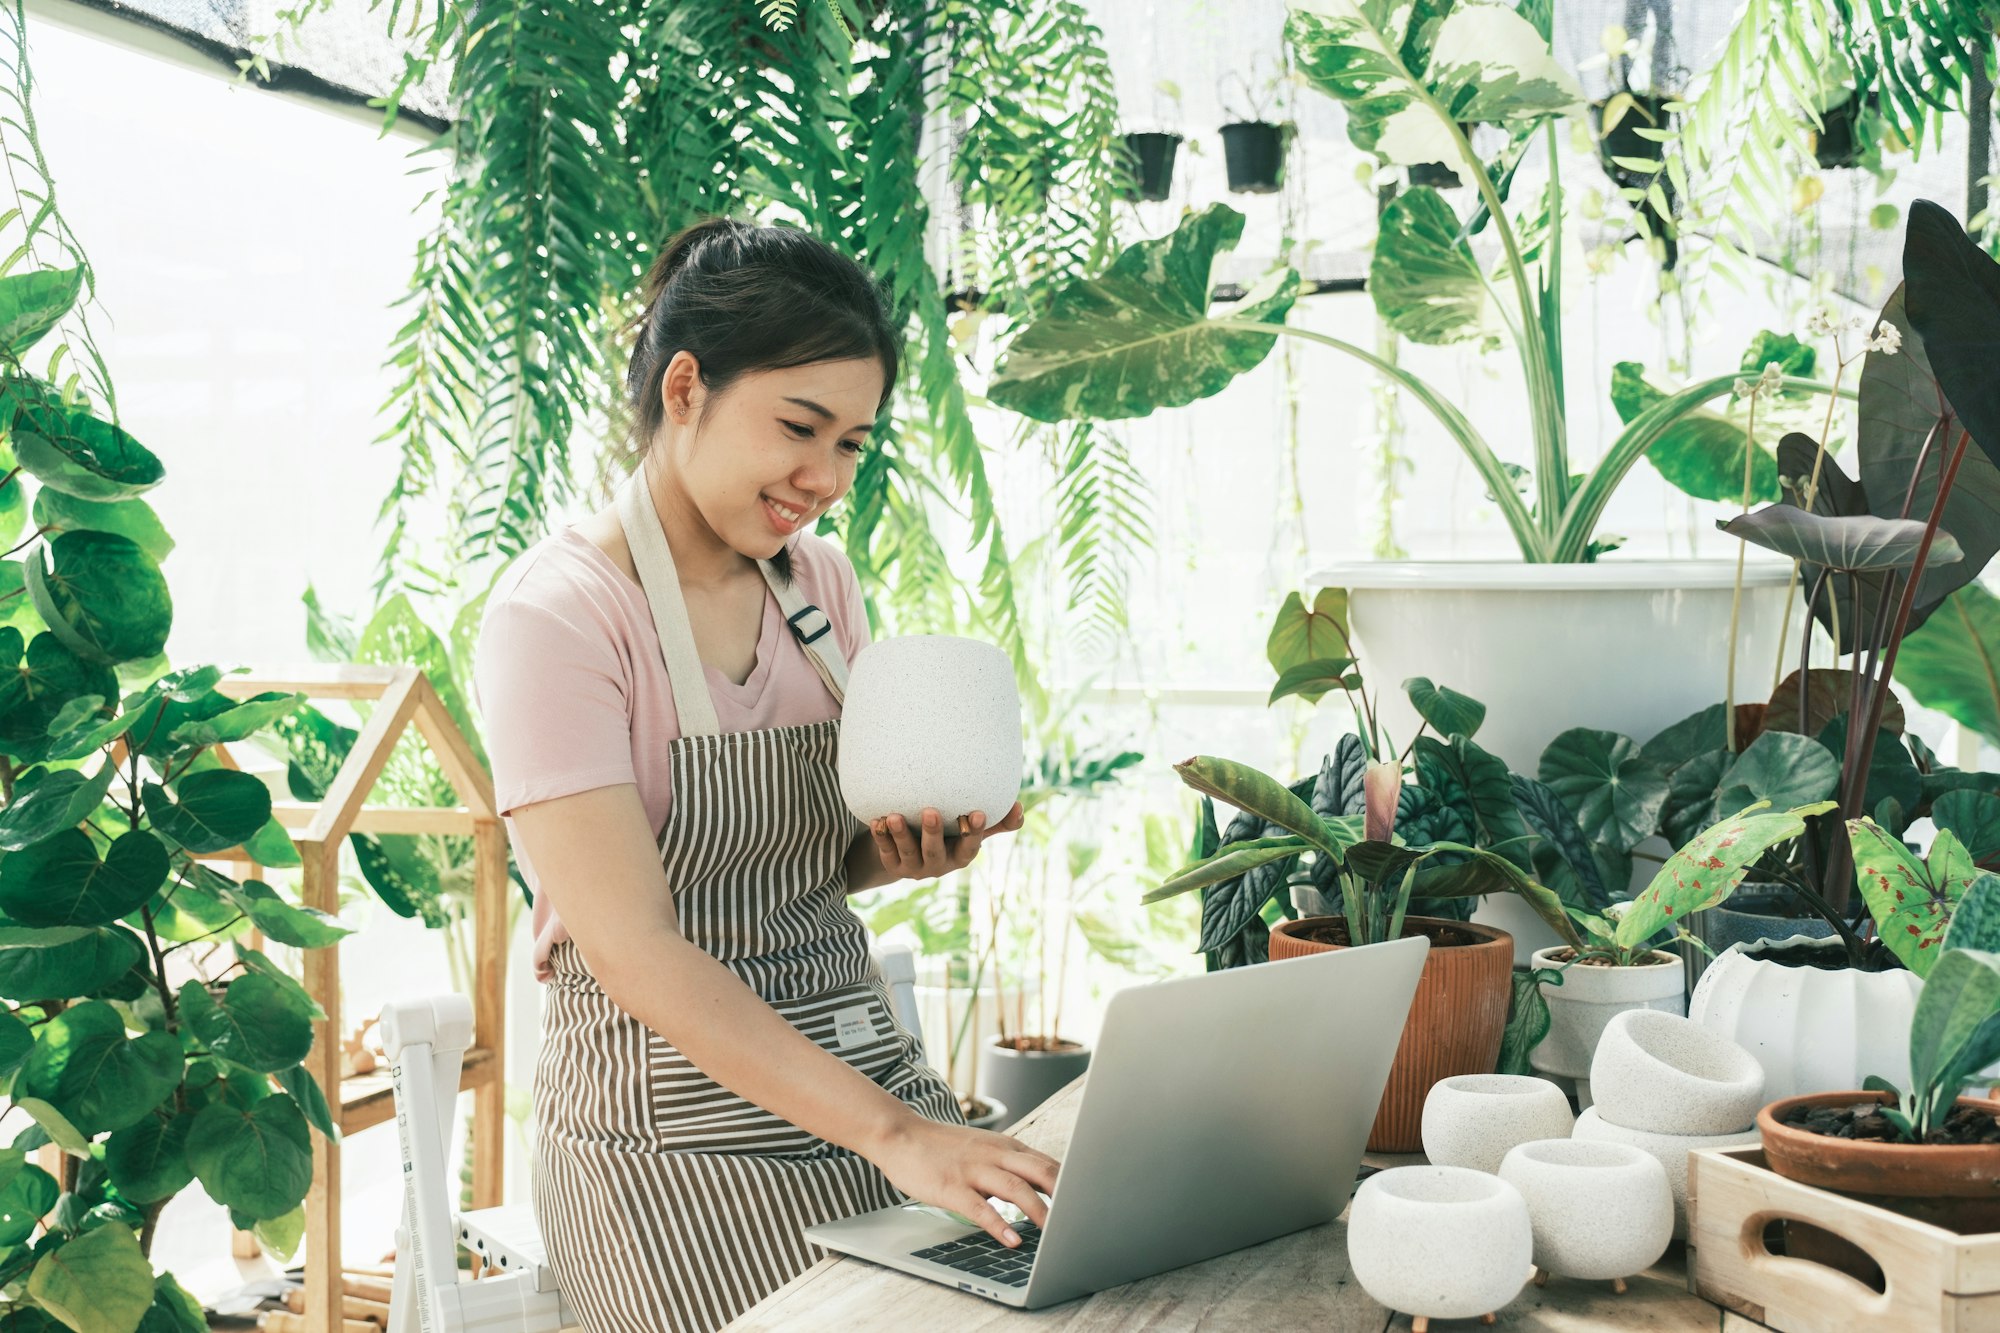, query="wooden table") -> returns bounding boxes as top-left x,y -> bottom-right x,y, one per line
735,1076 -> 1768,1331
